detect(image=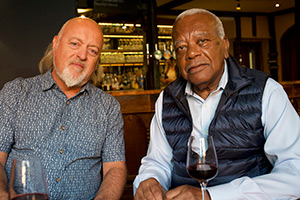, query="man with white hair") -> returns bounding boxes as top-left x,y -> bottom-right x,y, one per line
134,8 -> 300,200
